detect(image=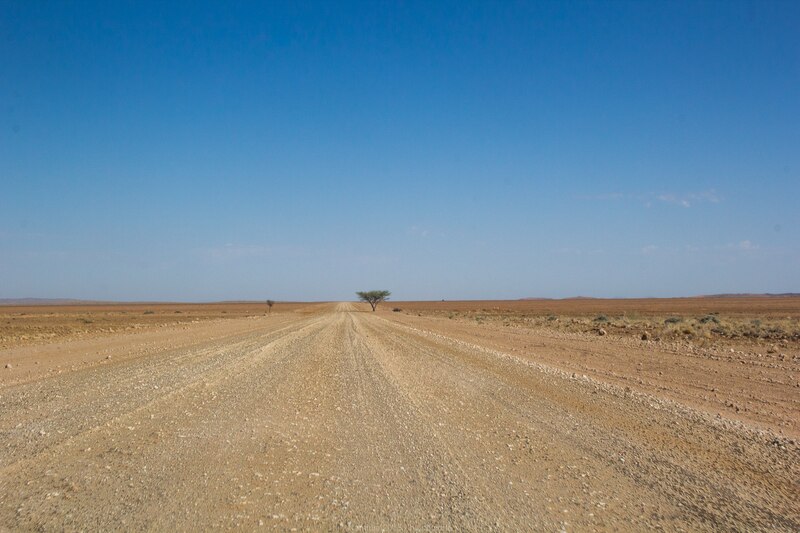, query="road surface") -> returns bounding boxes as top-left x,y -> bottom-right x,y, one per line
1,303 -> 797,531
